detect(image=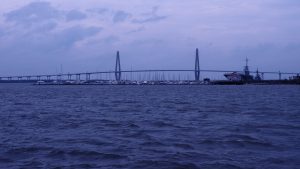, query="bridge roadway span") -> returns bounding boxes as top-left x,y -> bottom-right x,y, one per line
0,69 -> 298,81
